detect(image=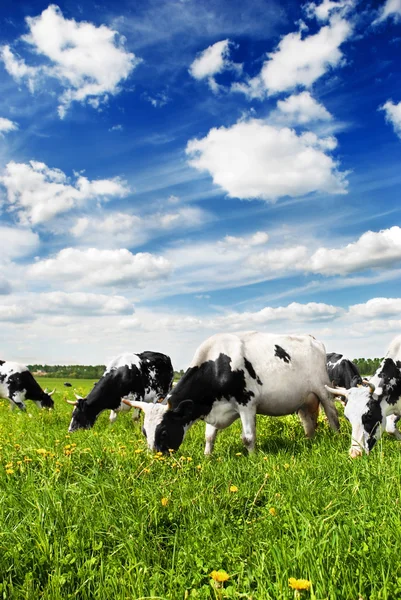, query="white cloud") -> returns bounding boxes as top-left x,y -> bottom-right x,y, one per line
247,245 -> 309,272
1,5 -> 140,117
381,100 -> 401,139
28,247 -> 173,288
304,0 -> 354,22
70,206 -> 208,248
189,39 -> 239,92
0,225 -> 39,259
307,226 -> 401,275
274,91 -> 333,125
219,231 -> 269,249
0,303 -> 32,323
0,117 -> 18,135
0,276 -> 11,295
348,297 -> 401,319
373,0 -> 401,24
216,302 -> 342,328
233,16 -> 352,98
35,291 -> 133,316
0,160 -> 129,225
186,117 -> 348,201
